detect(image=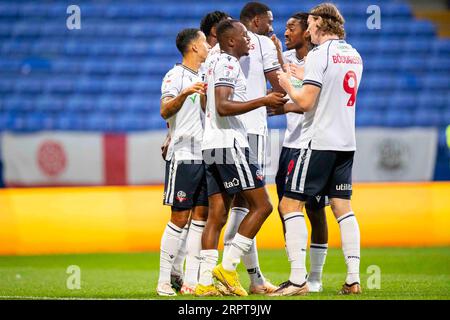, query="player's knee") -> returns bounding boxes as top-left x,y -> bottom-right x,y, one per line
330,199 -> 352,217
278,197 -> 294,214
192,207 -> 208,221
170,212 -> 190,228
307,208 -> 327,226
258,200 -> 273,218
208,211 -> 228,230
